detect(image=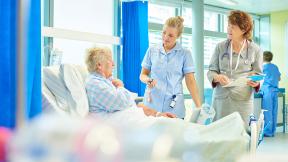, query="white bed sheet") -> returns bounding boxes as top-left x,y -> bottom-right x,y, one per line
98,108 -> 250,162
9,107 -> 249,162
39,64 -> 250,162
